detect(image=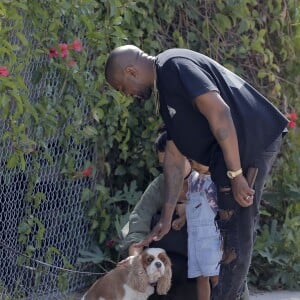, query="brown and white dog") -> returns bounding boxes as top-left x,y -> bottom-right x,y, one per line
81,248 -> 172,300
